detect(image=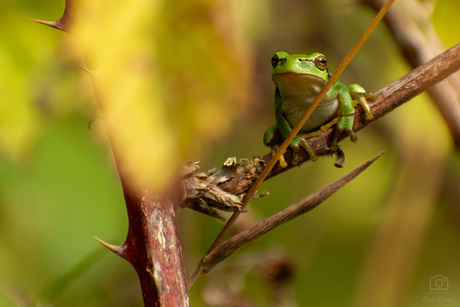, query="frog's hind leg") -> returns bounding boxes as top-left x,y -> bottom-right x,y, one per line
349,84 -> 374,121
291,120 -> 341,165
354,95 -> 374,121
330,114 -> 357,152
